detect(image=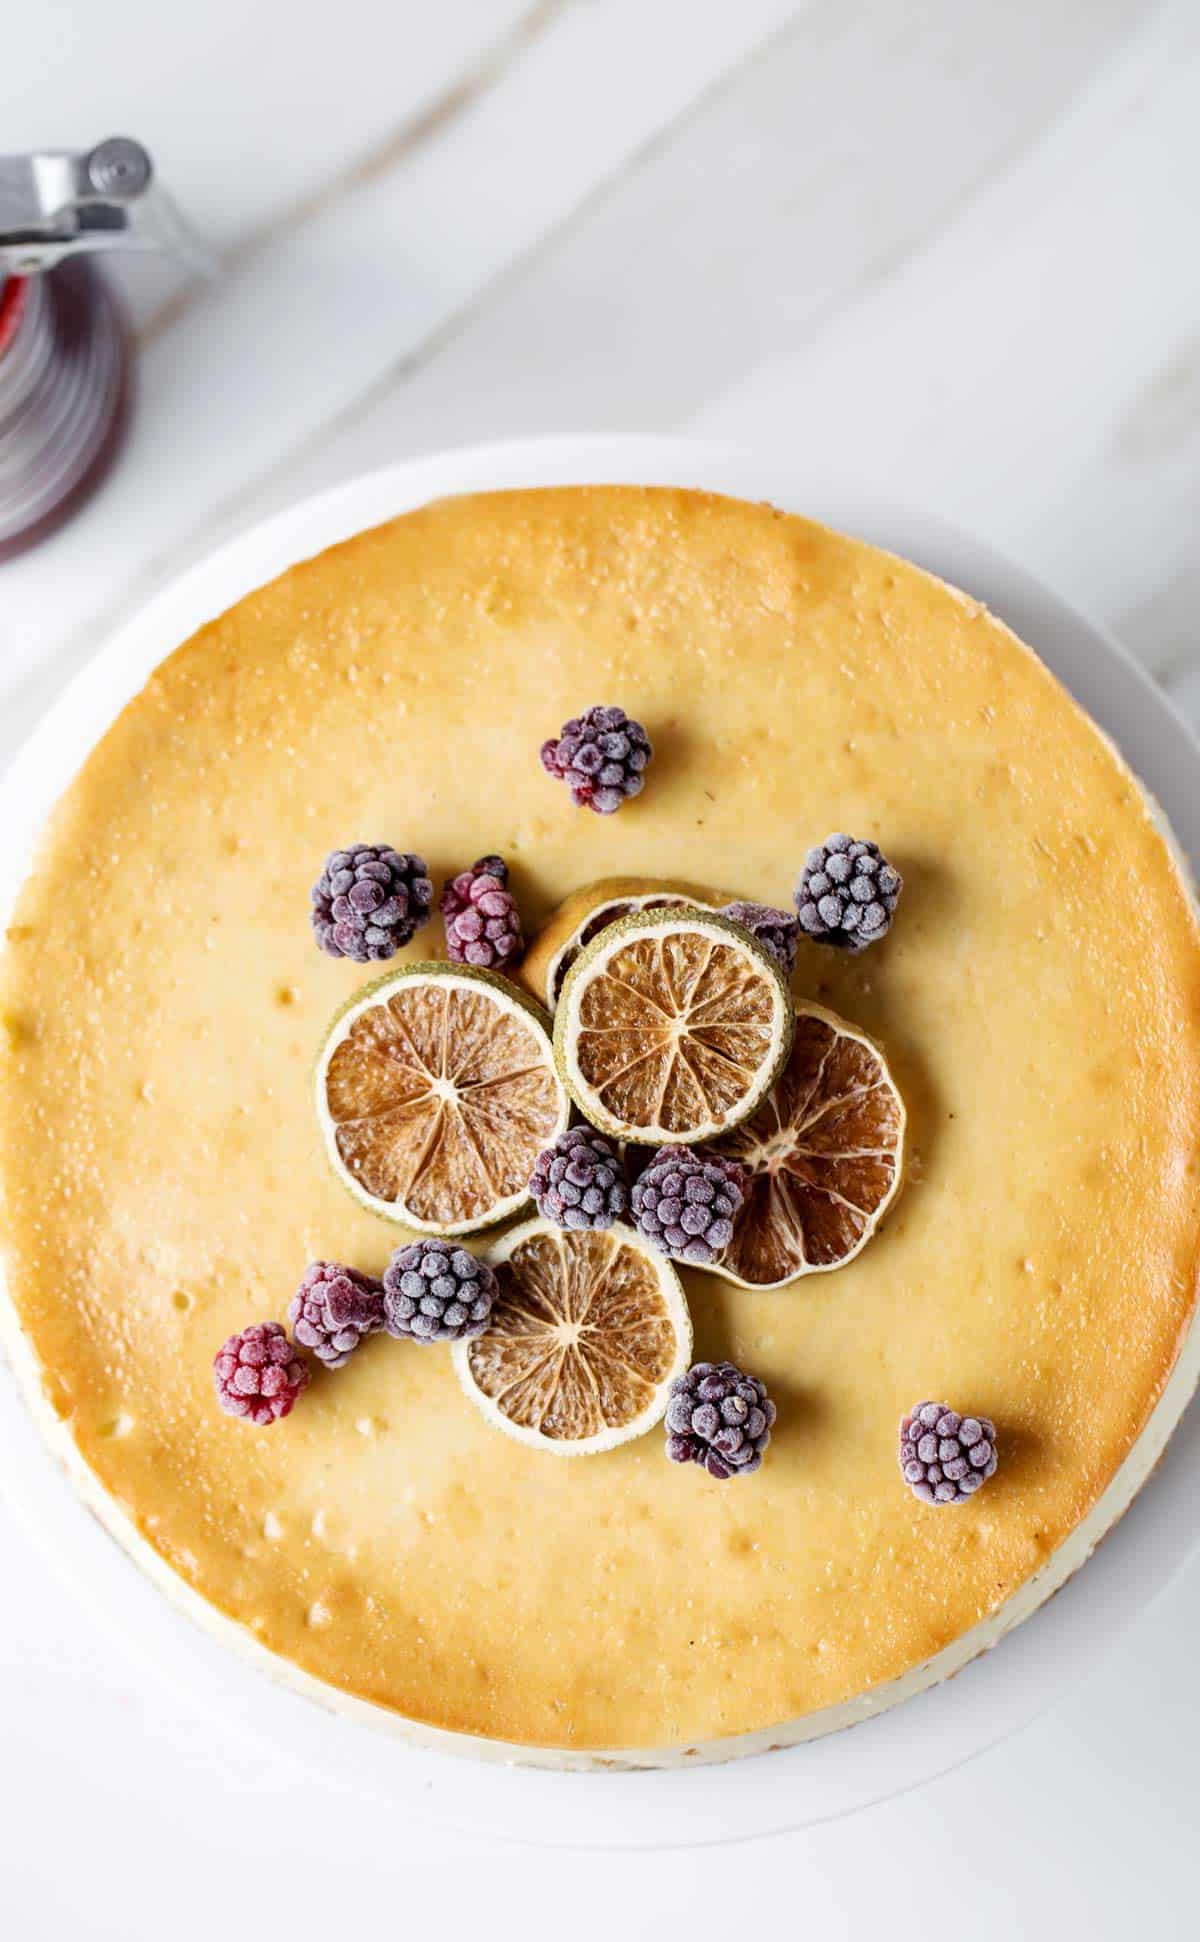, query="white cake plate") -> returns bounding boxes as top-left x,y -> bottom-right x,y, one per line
2,437 -> 1199,1848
